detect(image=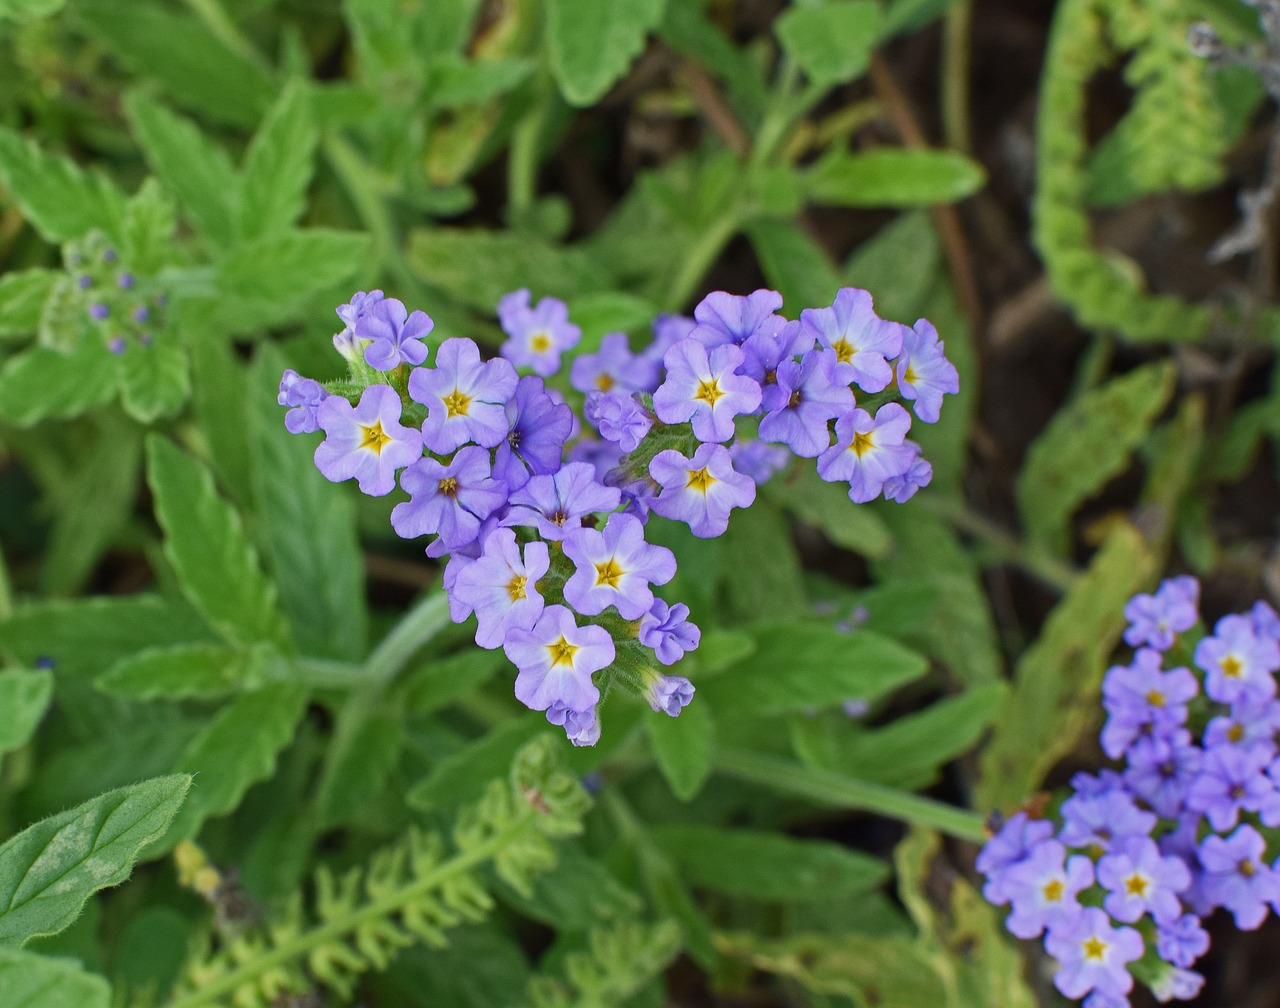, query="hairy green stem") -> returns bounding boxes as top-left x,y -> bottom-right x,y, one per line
664,210 -> 740,314
365,591 -> 452,688
941,3 -> 973,154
